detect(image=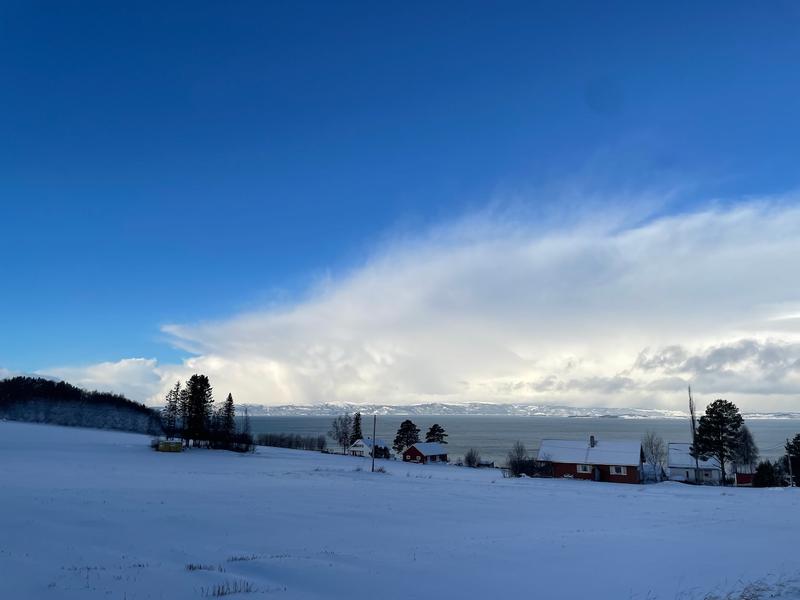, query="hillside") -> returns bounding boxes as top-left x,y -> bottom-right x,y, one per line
1,420 -> 798,600
0,376 -> 161,434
